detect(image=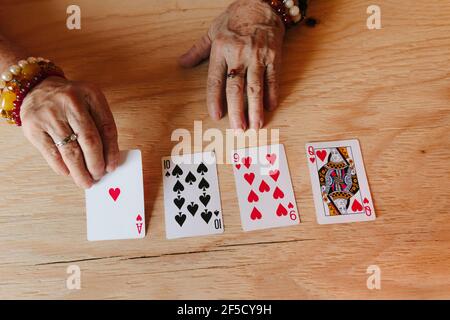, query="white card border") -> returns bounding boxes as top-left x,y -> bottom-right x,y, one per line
305,139 -> 376,224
